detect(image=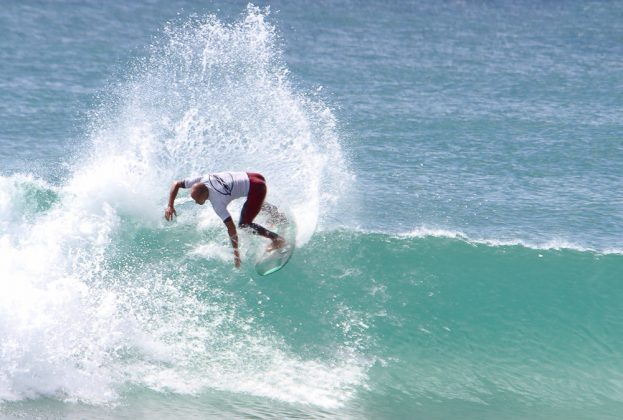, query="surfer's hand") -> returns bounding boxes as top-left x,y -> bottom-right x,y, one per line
164,206 -> 176,221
